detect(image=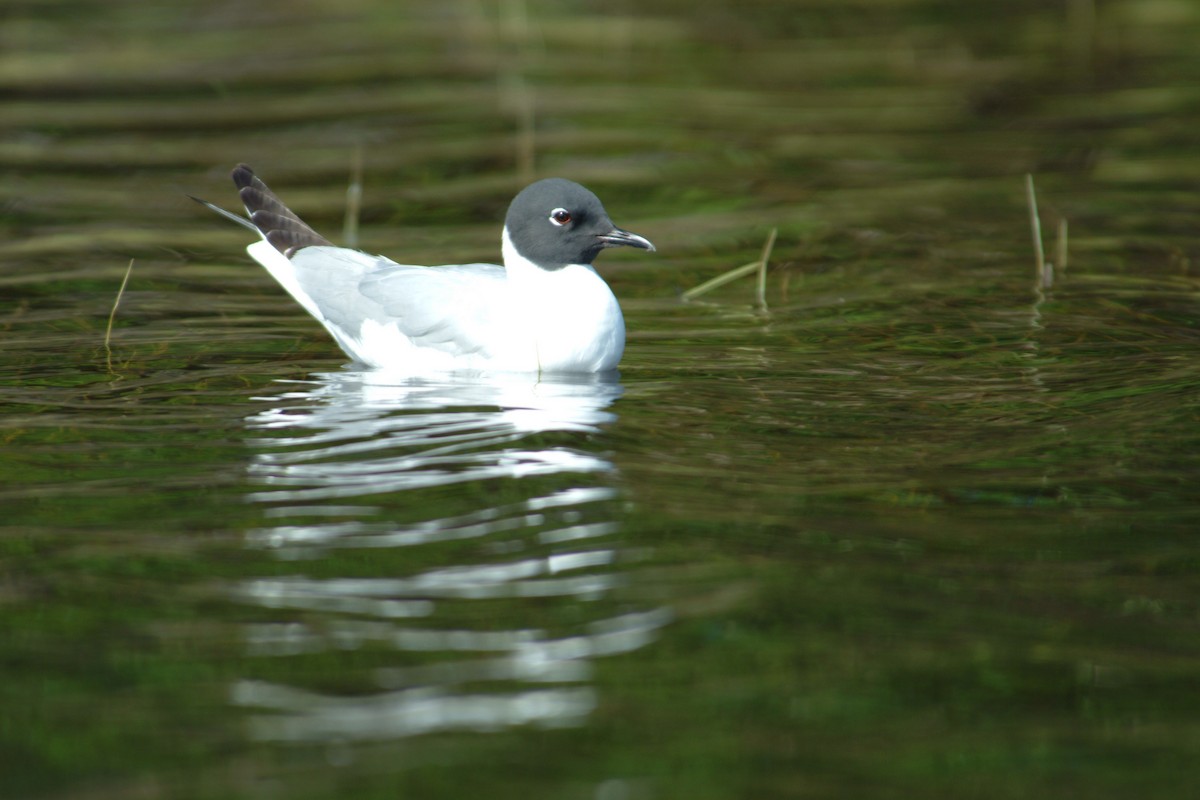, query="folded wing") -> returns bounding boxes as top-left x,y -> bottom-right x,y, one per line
281,246 -> 511,367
